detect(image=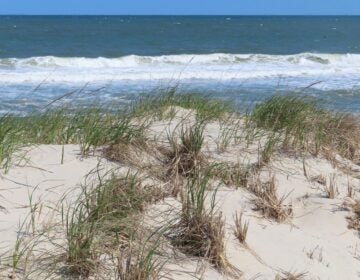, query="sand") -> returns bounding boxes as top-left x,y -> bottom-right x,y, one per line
0,110 -> 359,279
